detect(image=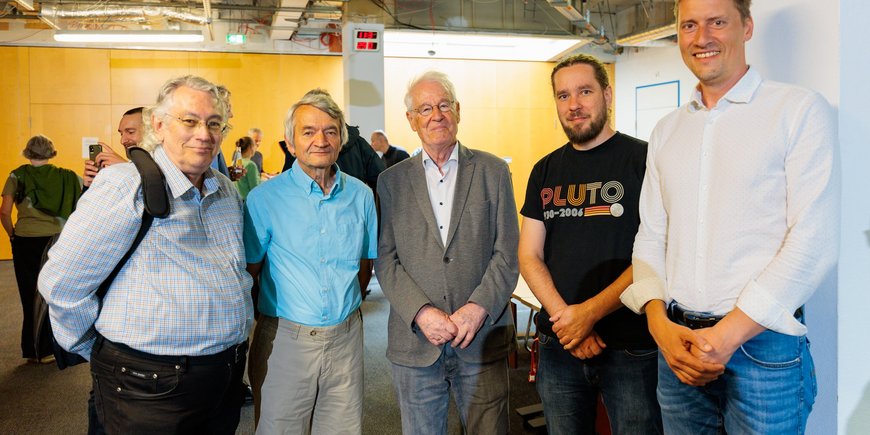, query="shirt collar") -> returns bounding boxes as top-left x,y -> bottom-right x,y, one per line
153,146 -> 221,199
288,159 -> 343,197
422,142 -> 460,169
689,66 -> 762,112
